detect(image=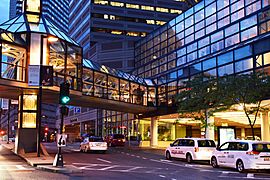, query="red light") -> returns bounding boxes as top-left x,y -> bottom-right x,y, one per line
1,131 -> 5,135
45,127 -> 49,131
44,132 -> 48,136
